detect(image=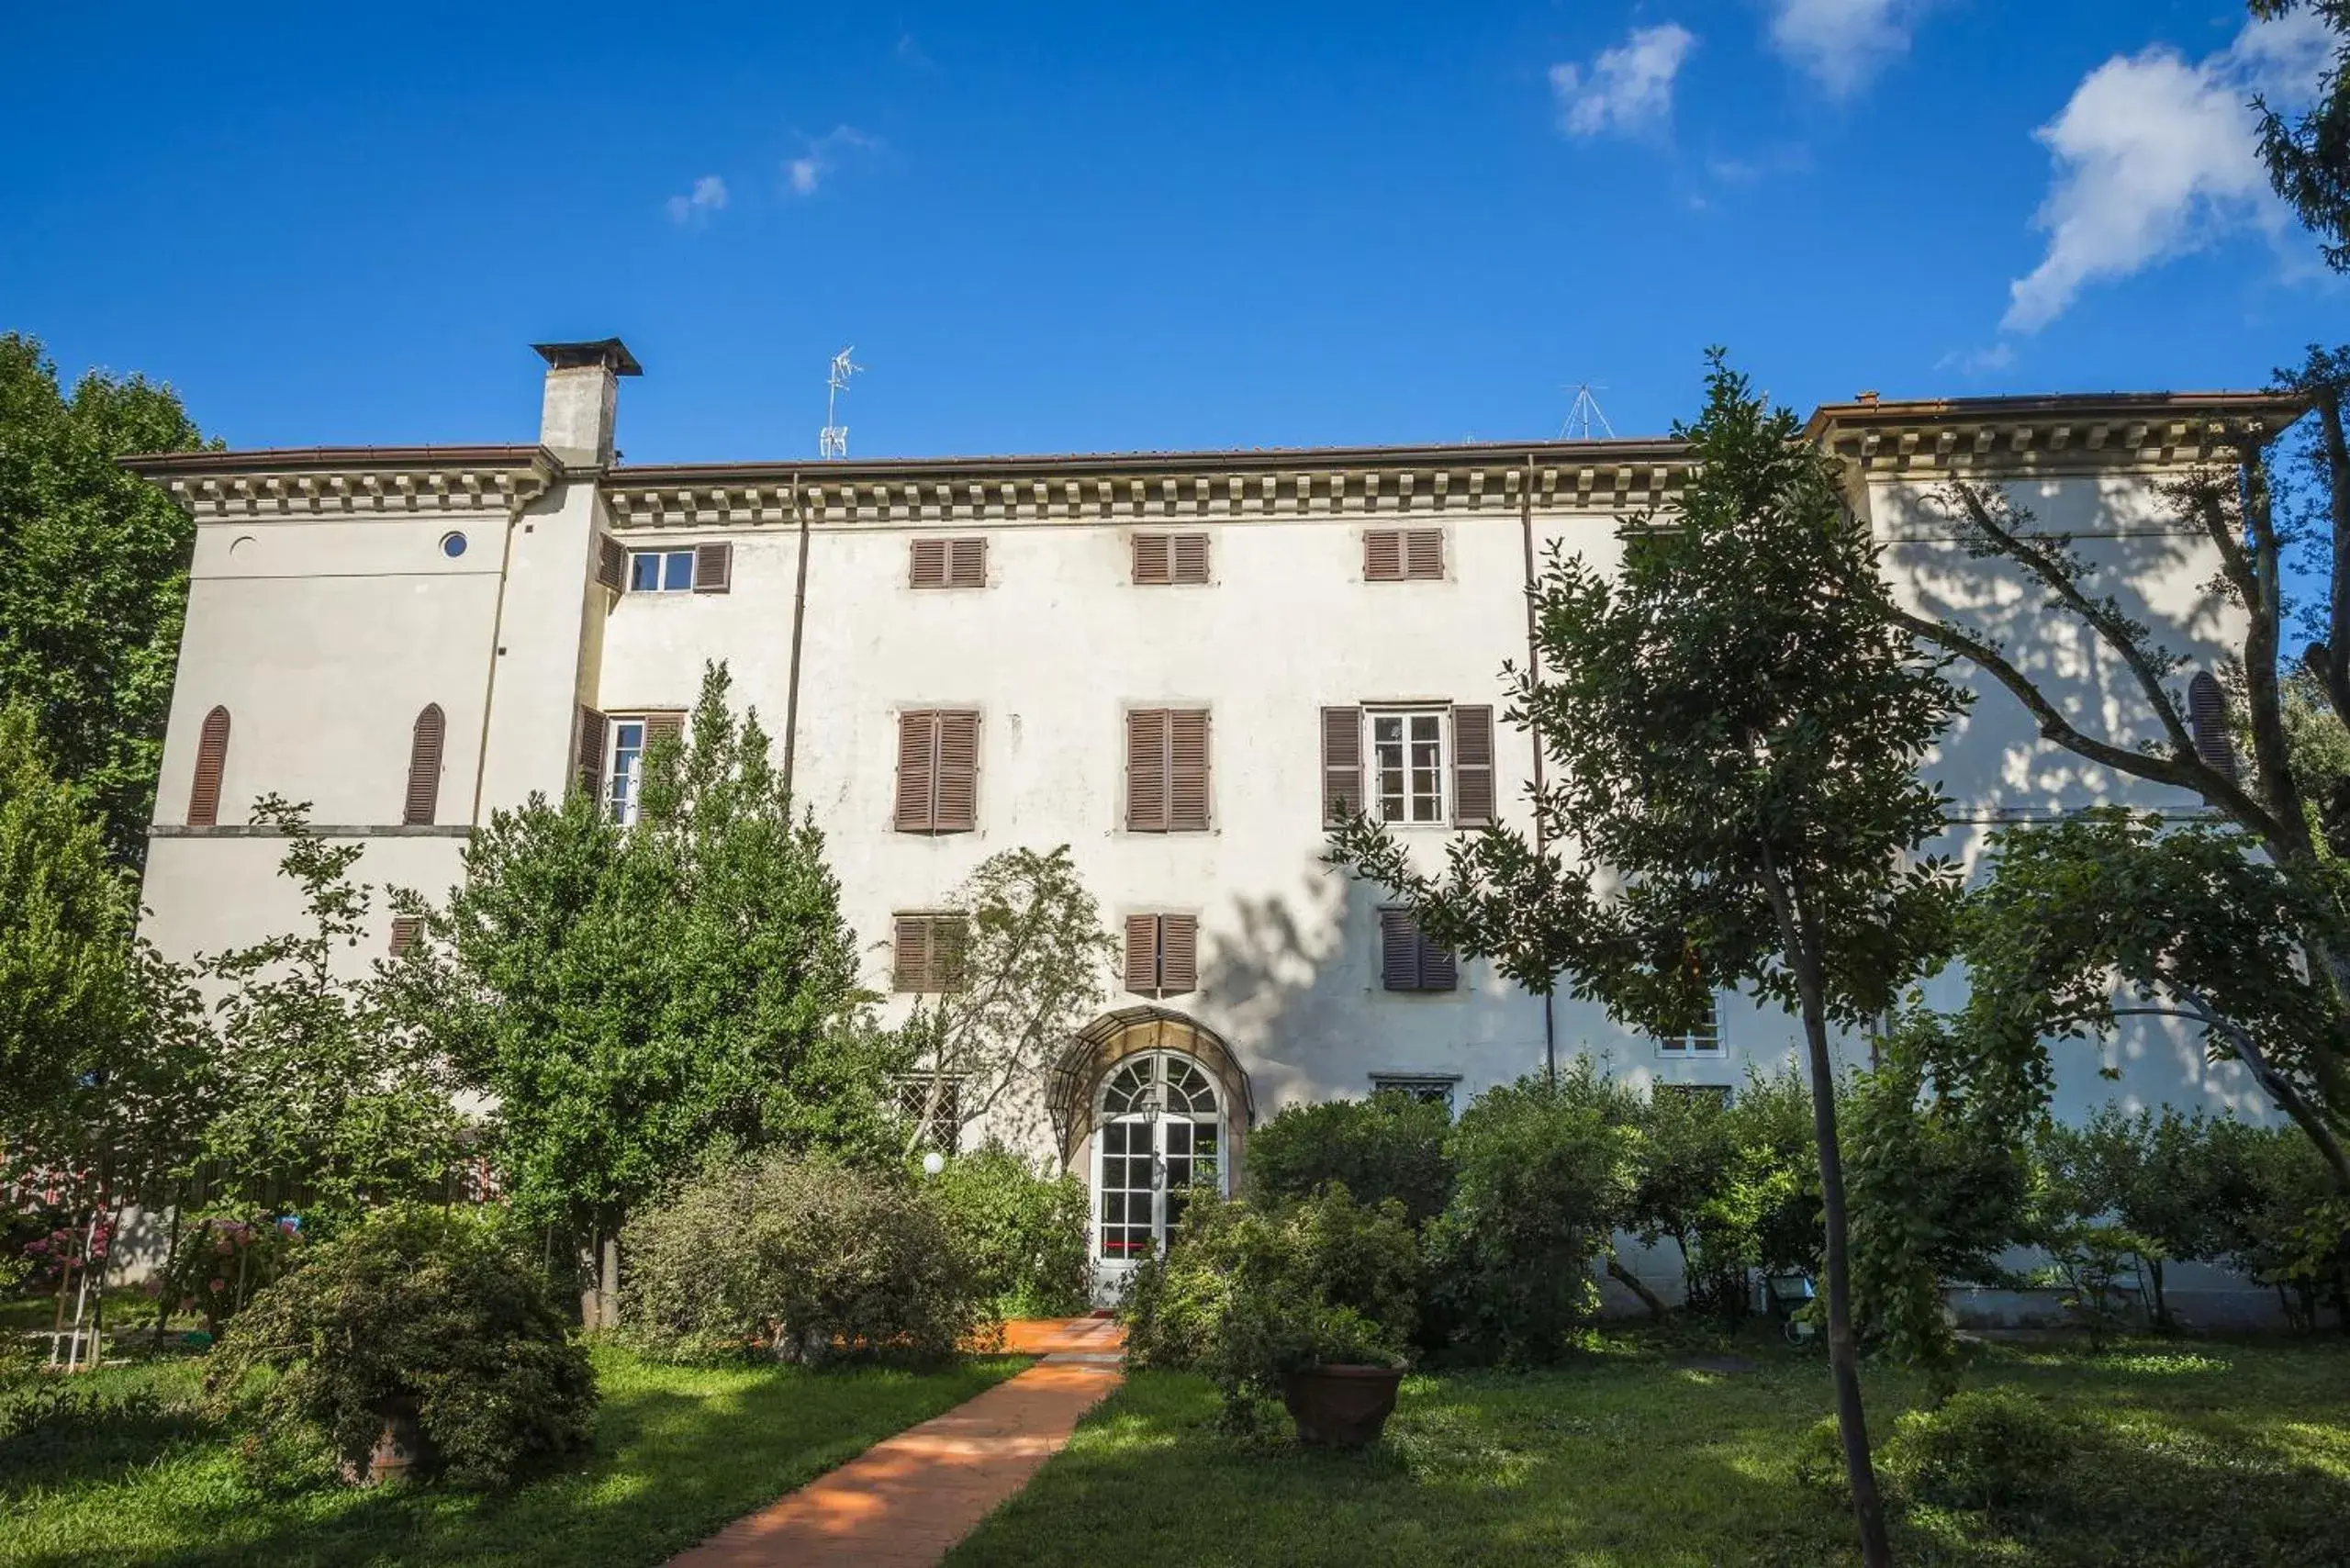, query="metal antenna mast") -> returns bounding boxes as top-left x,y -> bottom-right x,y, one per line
1560,382 -> 1616,441
820,346 -> 862,458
